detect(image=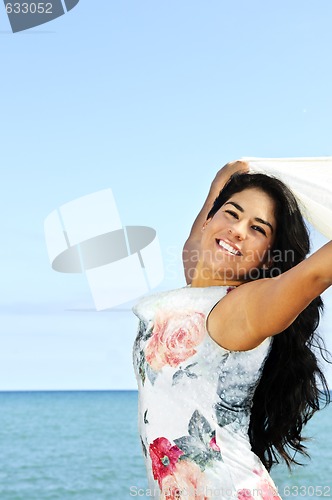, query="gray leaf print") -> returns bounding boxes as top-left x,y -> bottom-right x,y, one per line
184,363 -> 198,371
174,412 -> 223,471
172,370 -> 185,386
172,362 -> 199,386
174,435 -> 207,457
146,363 -> 158,385
140,436 -> 147,458
188,410 -> 213,445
